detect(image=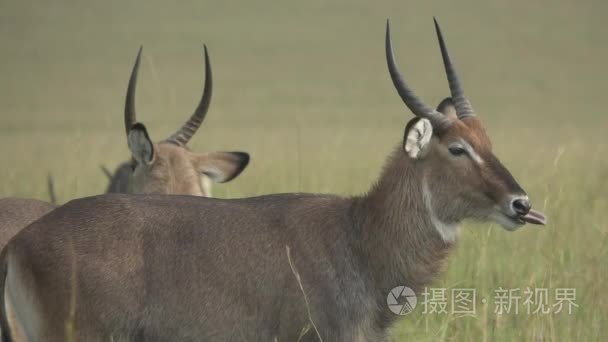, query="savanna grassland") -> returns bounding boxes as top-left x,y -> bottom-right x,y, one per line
0,0 -> 606,340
